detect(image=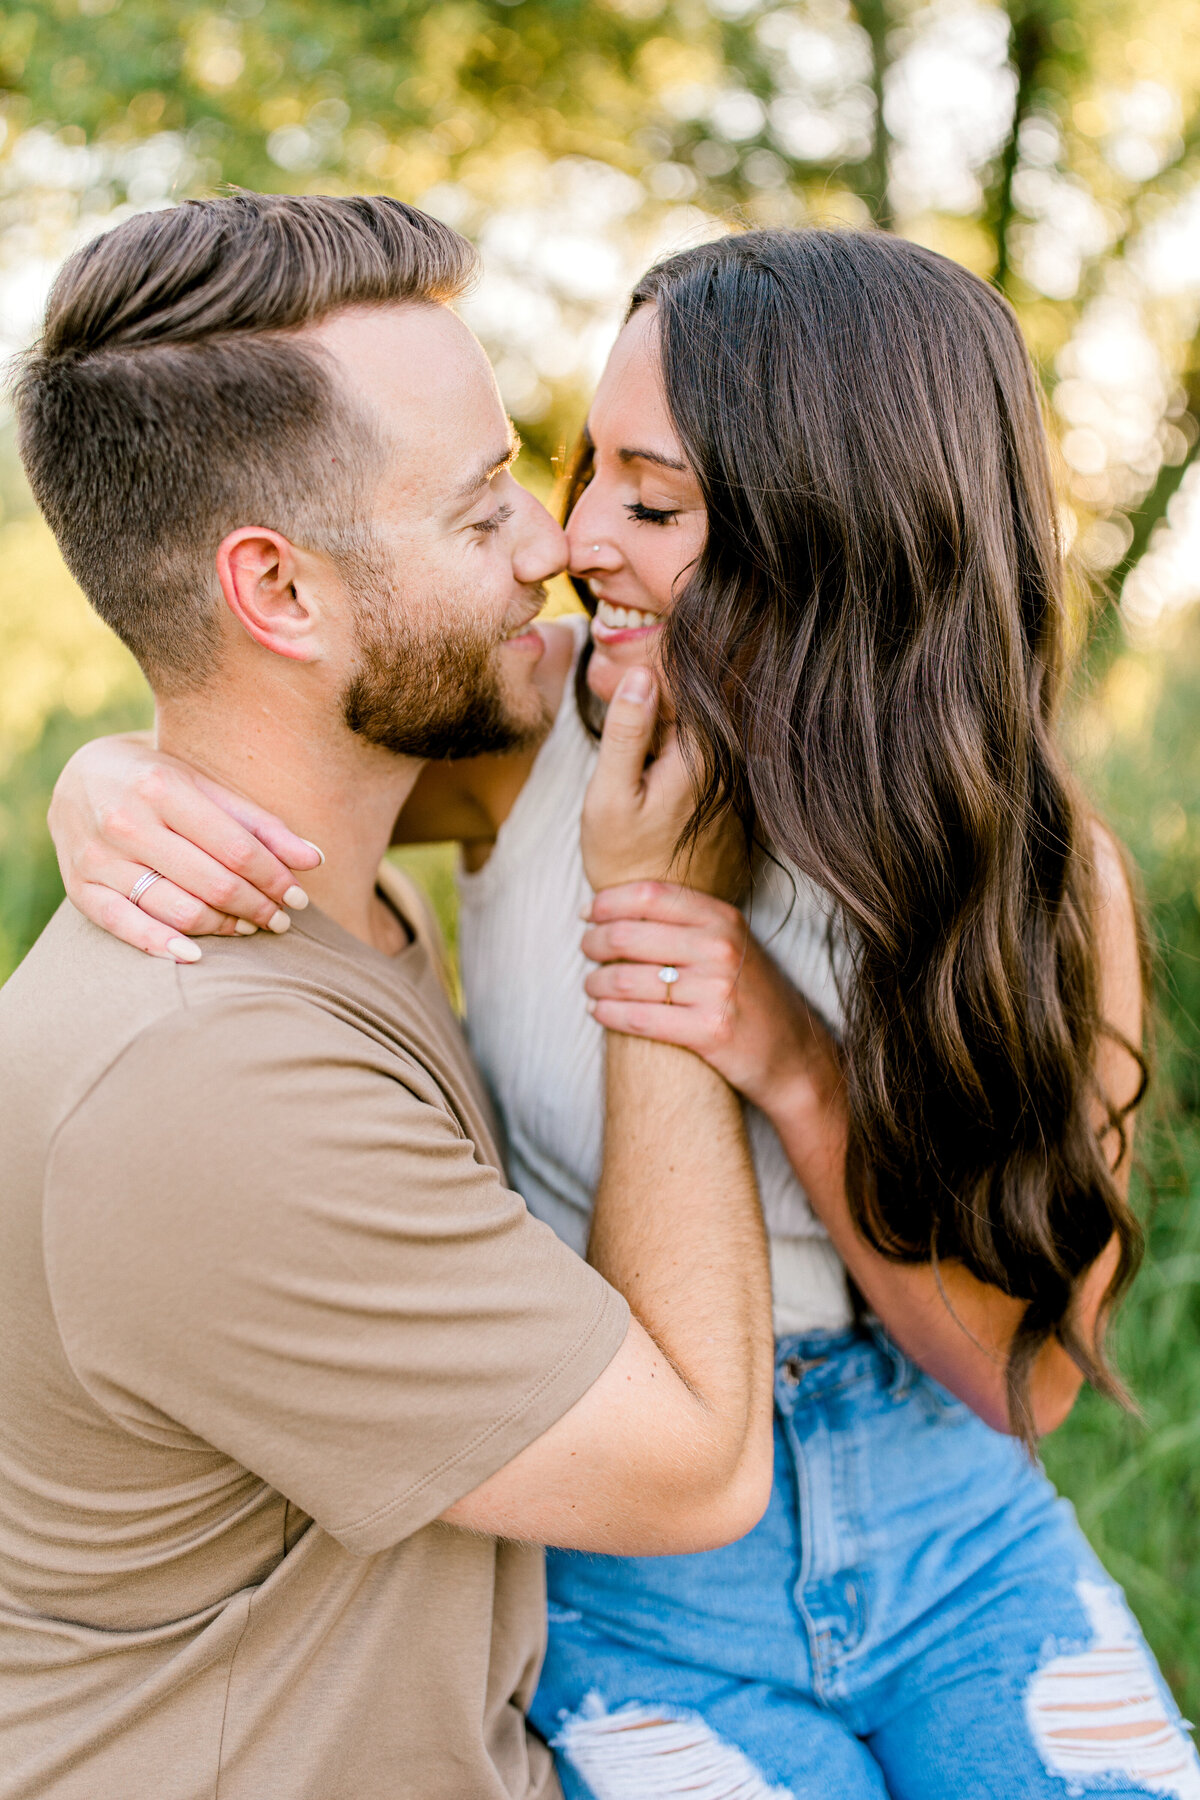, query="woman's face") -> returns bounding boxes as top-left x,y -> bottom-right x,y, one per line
566,306 -> 707,708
